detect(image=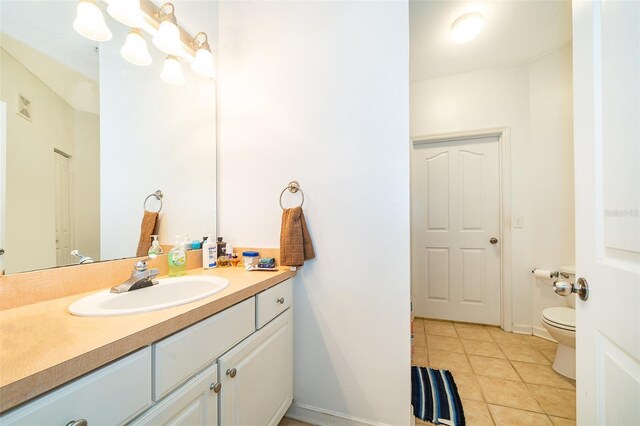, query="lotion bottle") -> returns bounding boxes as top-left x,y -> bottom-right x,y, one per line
202,234 -> 217,269
168,237 -> 187,276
